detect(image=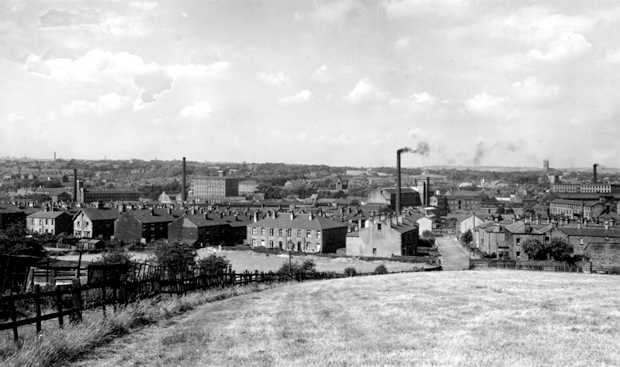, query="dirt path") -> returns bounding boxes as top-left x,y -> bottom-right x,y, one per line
70,271 -> 620,367
435,235 -> 470,271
